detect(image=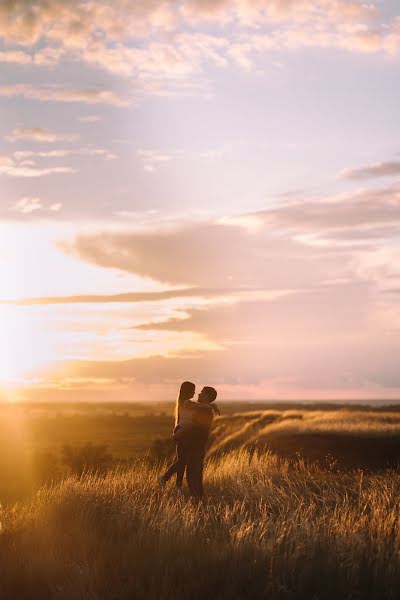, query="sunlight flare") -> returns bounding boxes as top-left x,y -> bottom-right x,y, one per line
0,305 -> 55,384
